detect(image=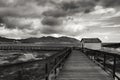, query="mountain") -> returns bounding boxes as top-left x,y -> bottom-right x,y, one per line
0,36 -> 80,43
20,36 -> 80,43
58,36 -> 80,43
0,37 -> 14,42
